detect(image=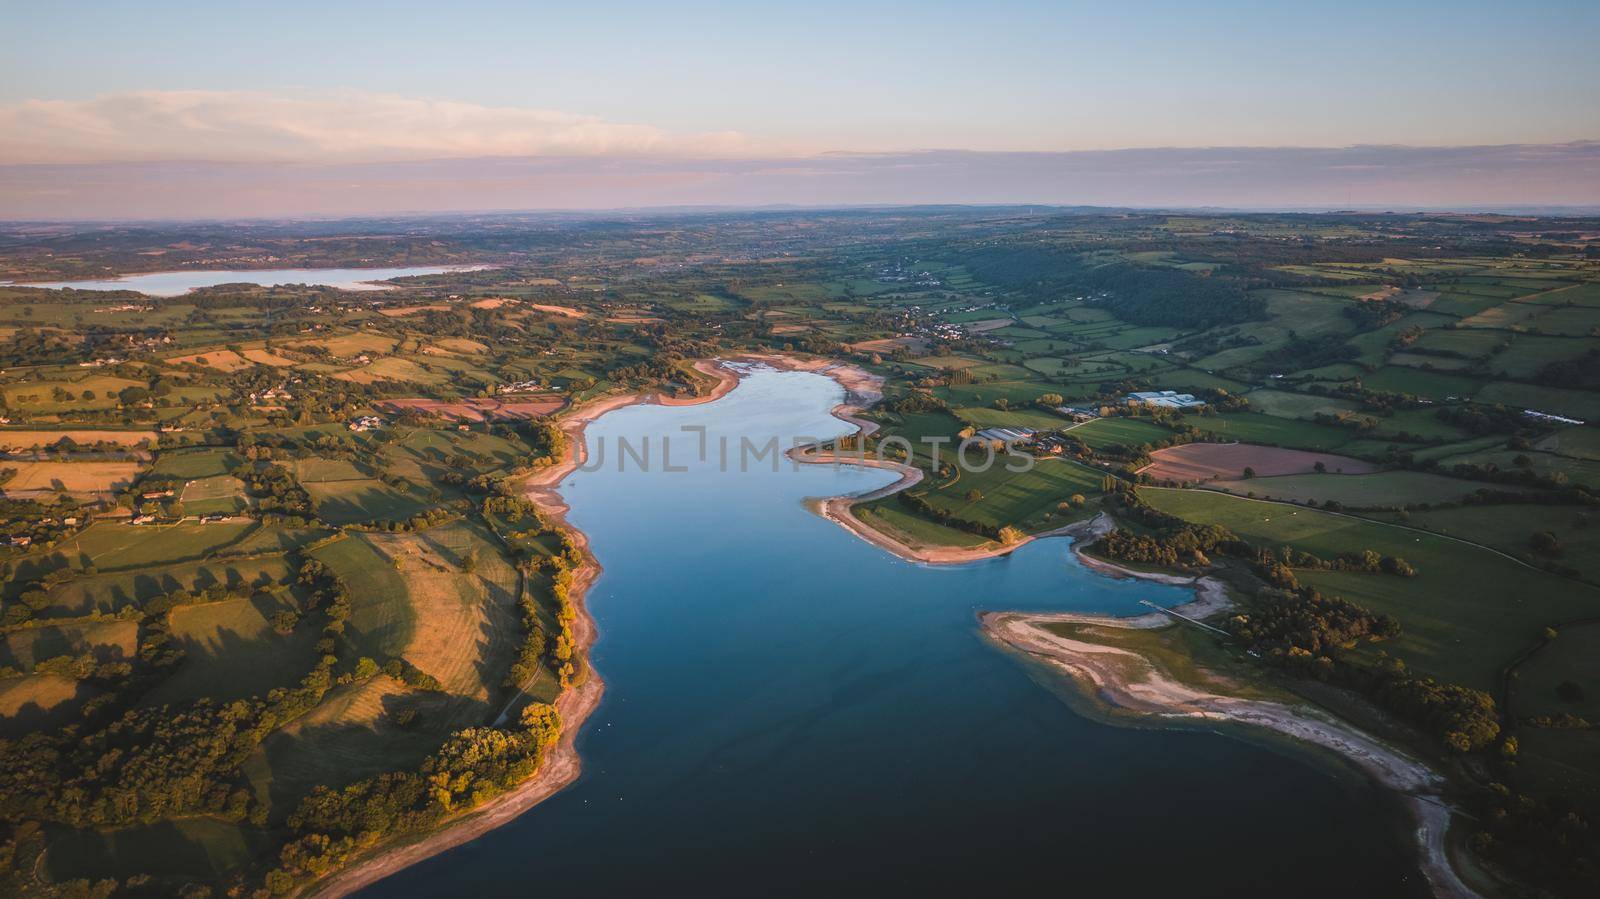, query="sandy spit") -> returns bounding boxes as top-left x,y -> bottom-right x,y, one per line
980,610 -> 1478,898
794,393 -> 1479,898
